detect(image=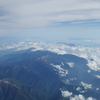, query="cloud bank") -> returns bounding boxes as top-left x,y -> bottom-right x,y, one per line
1,41 -> 100,71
